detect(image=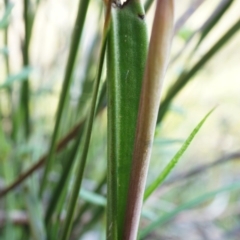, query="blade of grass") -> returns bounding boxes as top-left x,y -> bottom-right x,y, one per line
2,0 -> 14,140
157,18 -> 240,123
2,0 -> 11,77
76,14 -> 102,120
20,0 -> 31,138
39,0 -> 90,196
107,1 -> 148,239
184,0 -> 234,63
59,5 -> 111,239
196,0 -> 234,49
60,17 -> 103,137
17,0 -> 41,139
171,0 -> 234,66
140,182 -> 240,239
144,108 -> 214,200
